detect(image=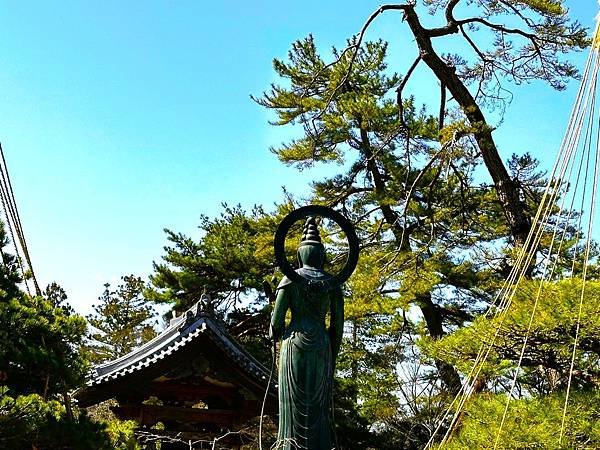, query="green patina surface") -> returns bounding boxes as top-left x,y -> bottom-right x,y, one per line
270,218 -> 345,450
